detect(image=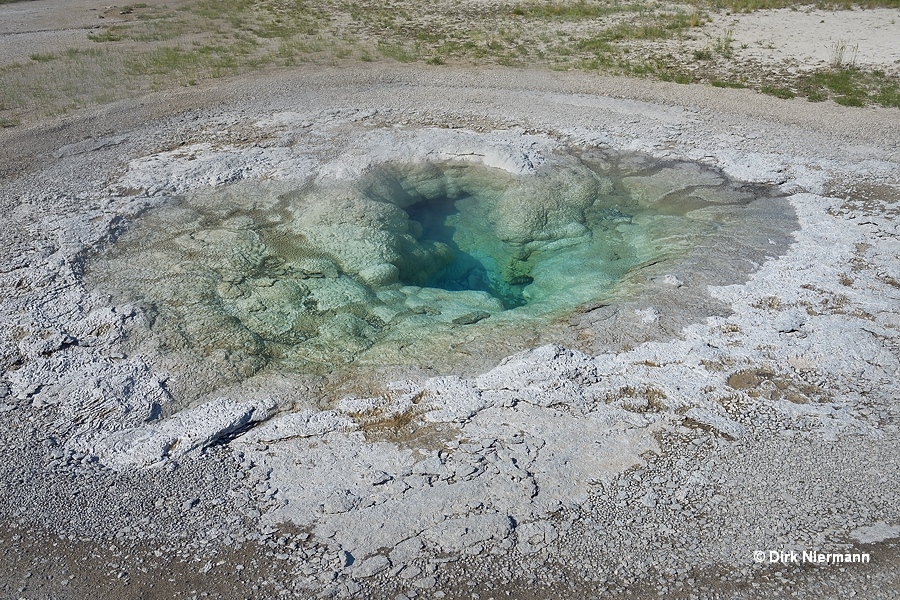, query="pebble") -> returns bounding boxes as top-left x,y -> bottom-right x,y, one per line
413,576 -> 436,589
